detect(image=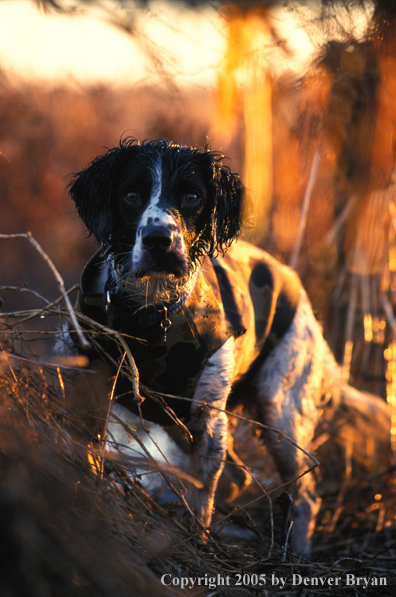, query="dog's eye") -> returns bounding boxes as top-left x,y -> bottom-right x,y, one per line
184,193 -> 199,204
125,192 -> 138,203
